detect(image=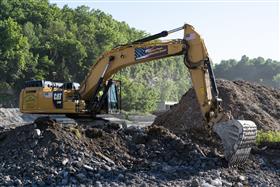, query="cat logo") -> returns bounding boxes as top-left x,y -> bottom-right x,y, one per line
53,91 -> 63,109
